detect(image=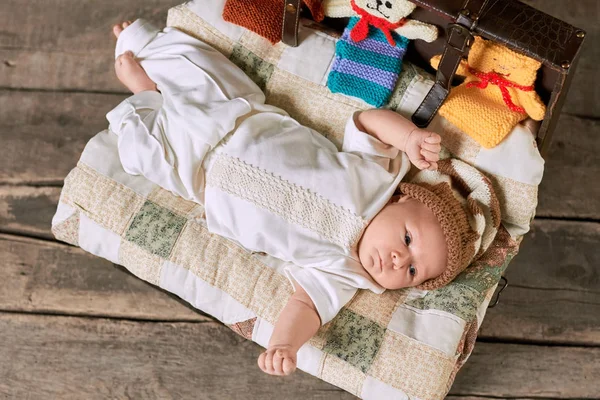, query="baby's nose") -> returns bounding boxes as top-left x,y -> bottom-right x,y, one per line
391,250 -> 410,269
